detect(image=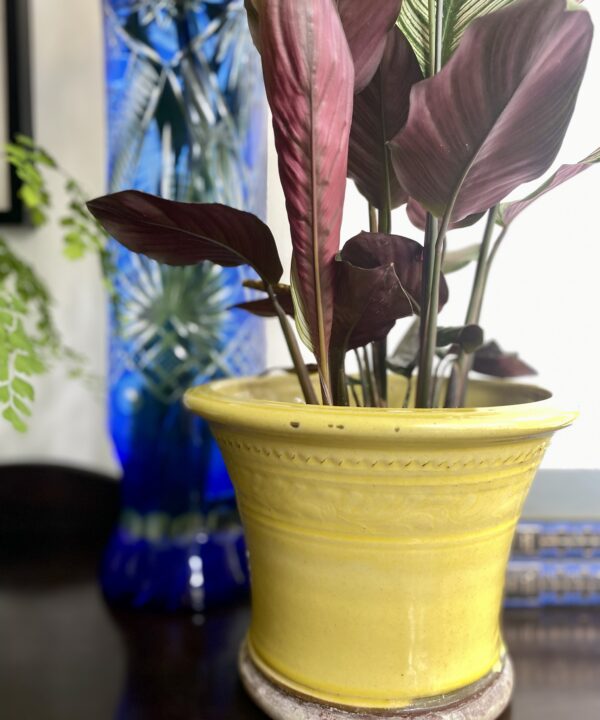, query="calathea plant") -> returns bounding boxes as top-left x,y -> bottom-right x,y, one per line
88,0 -> 596,409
